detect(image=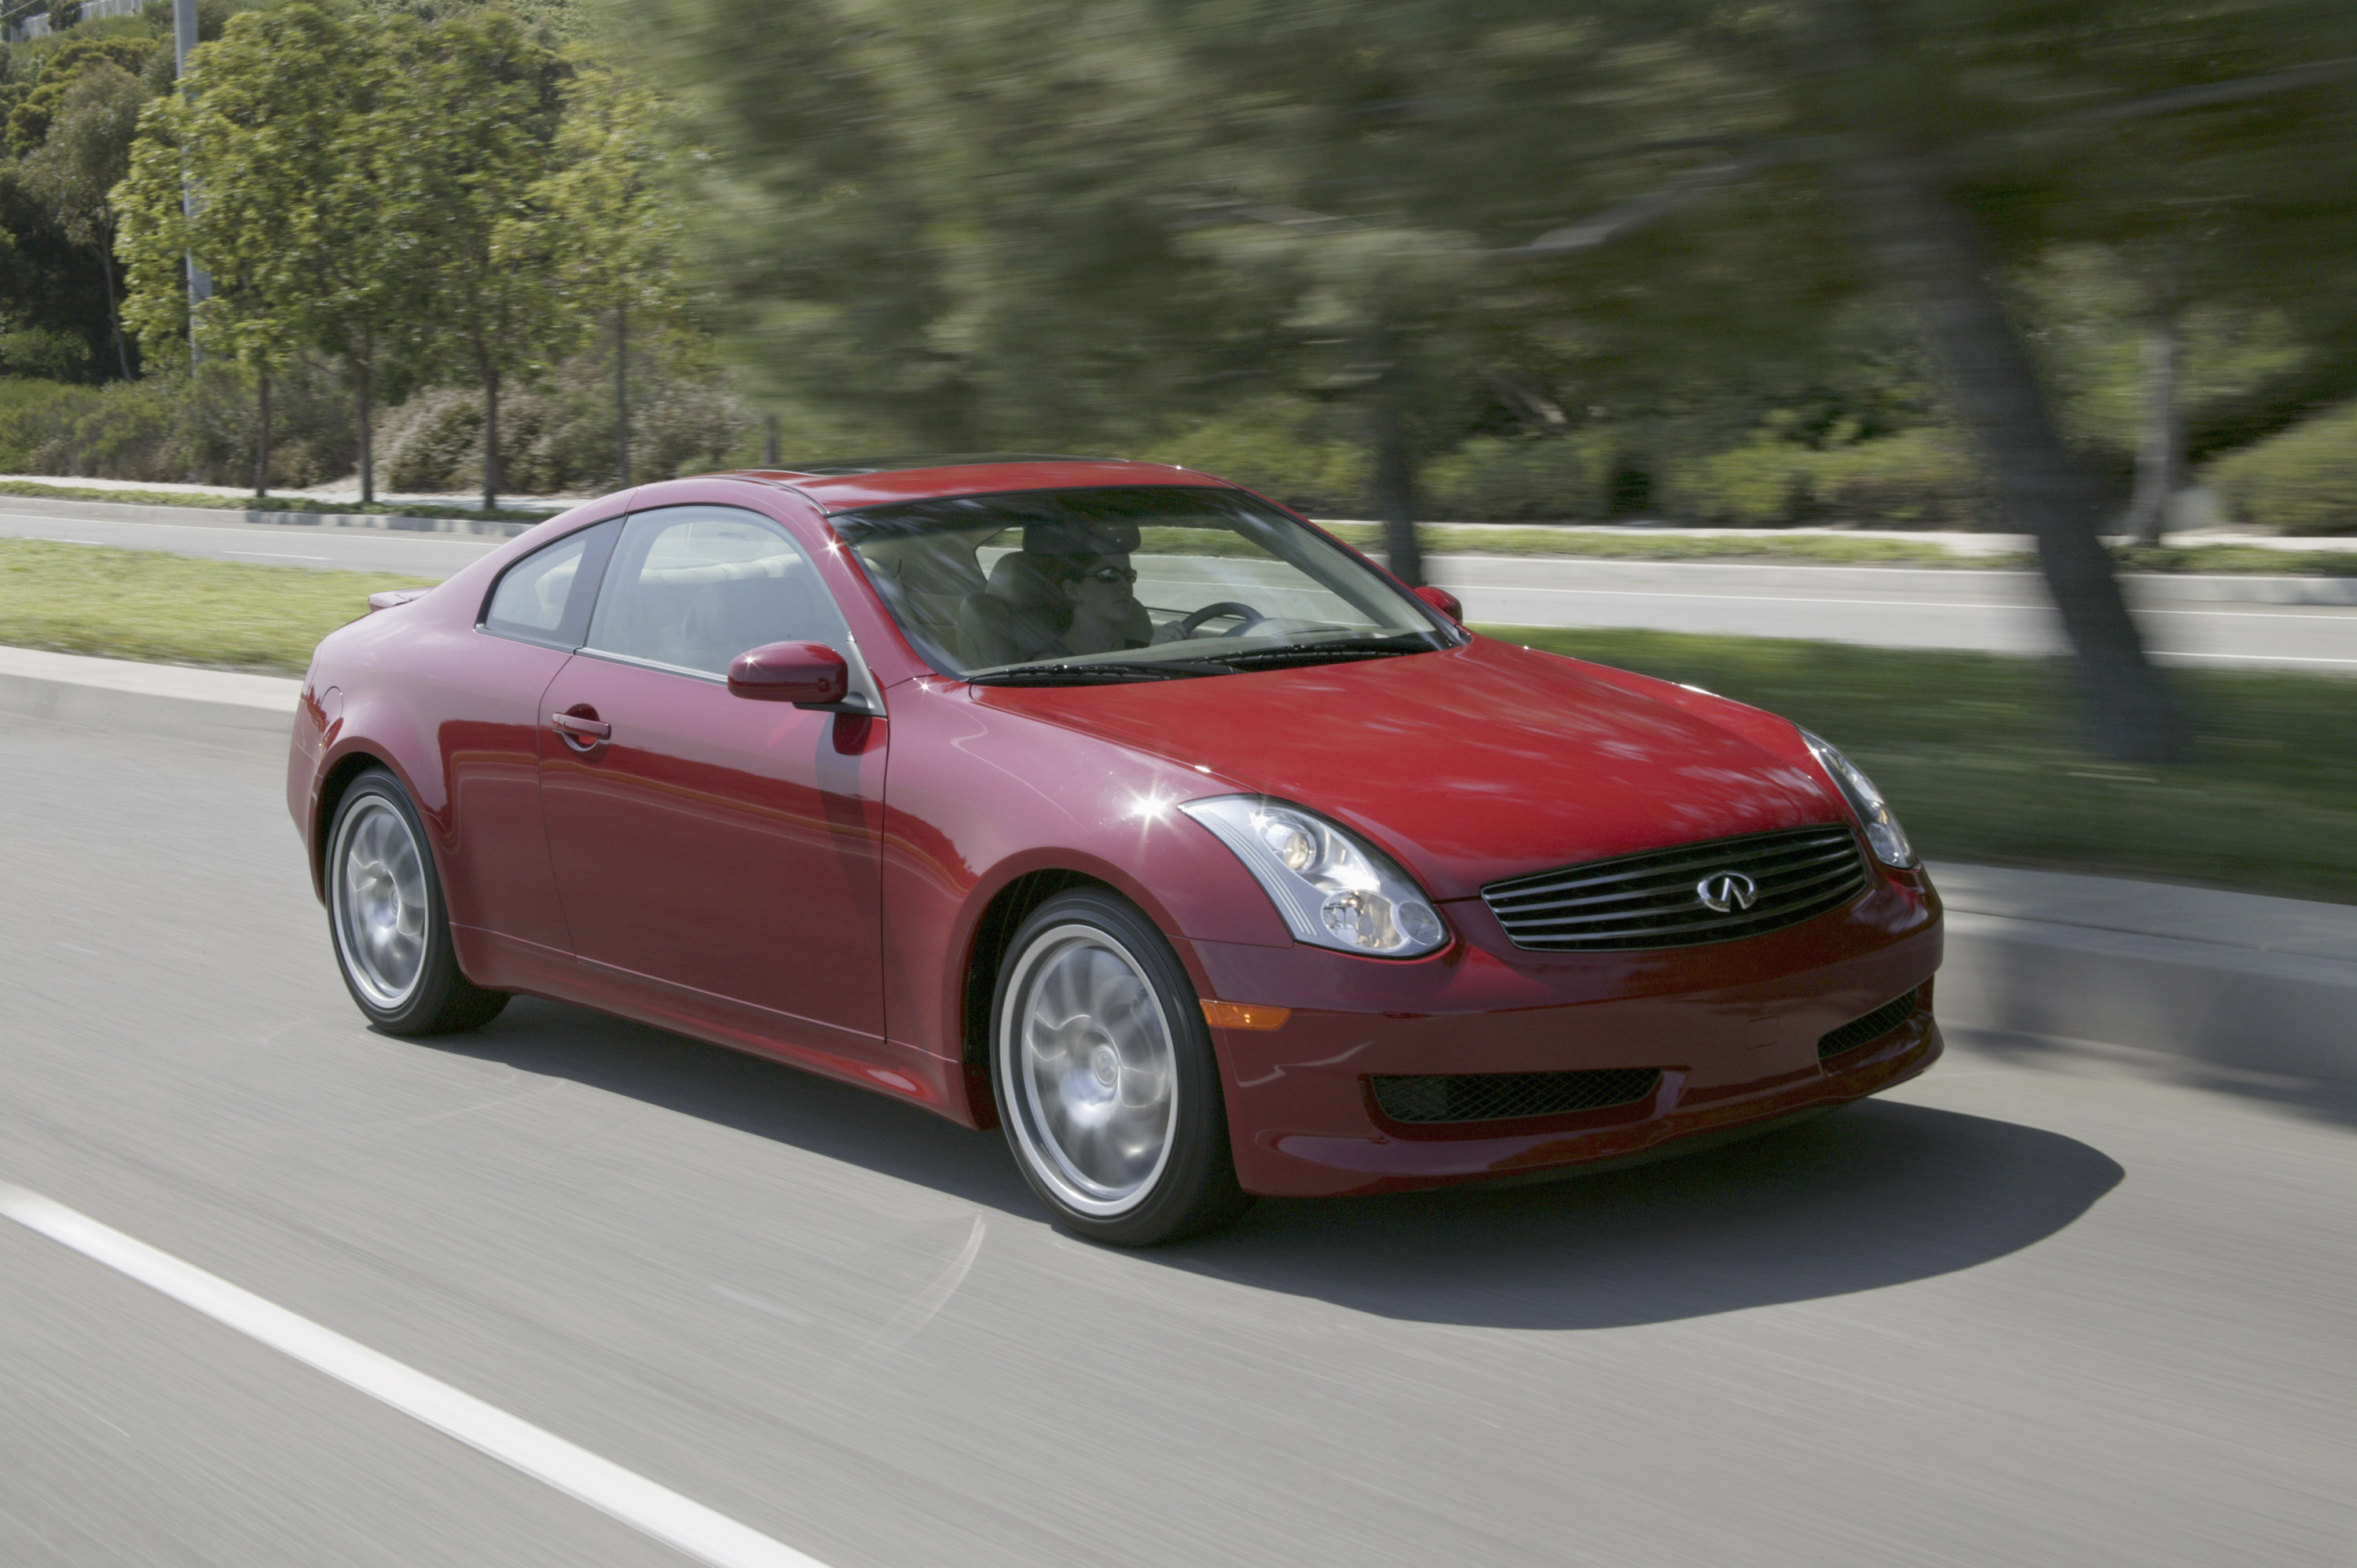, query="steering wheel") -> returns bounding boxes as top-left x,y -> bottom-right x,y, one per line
1174,601 -> 1268,639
